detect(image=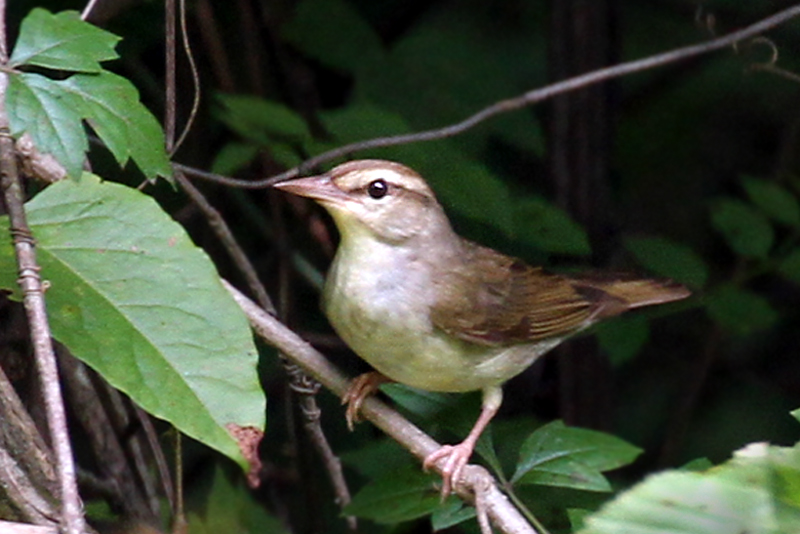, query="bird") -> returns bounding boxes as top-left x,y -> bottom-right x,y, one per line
274,159 -> 690,496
